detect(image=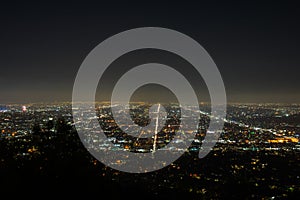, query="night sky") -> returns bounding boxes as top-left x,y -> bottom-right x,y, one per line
1,2 -> 299,104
